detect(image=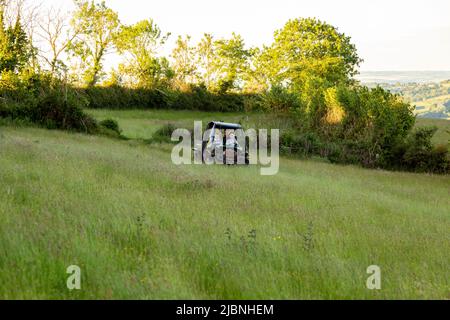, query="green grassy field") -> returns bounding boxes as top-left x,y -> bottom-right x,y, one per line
87,109 -> 450,145
87,109 -> 248,140
86,109 -> 295,141
0,111 -> 449,299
